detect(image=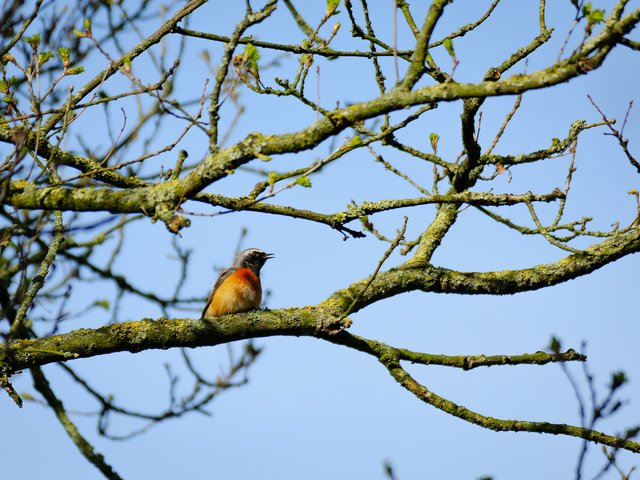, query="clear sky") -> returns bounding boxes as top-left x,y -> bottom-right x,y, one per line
2,1 -> 640,479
